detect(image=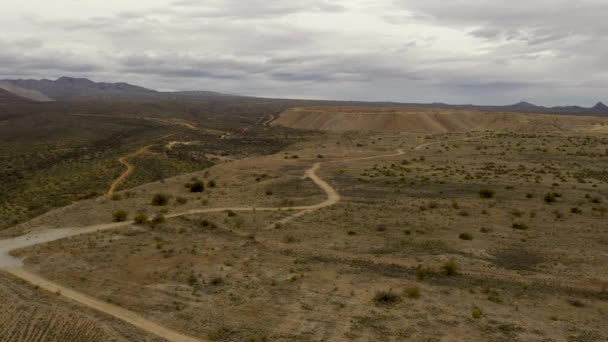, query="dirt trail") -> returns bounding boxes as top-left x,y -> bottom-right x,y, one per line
107,145 -> 155,196
1,139 -> 606,341
0,157 -> 347,342
4,268 -> 200,342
